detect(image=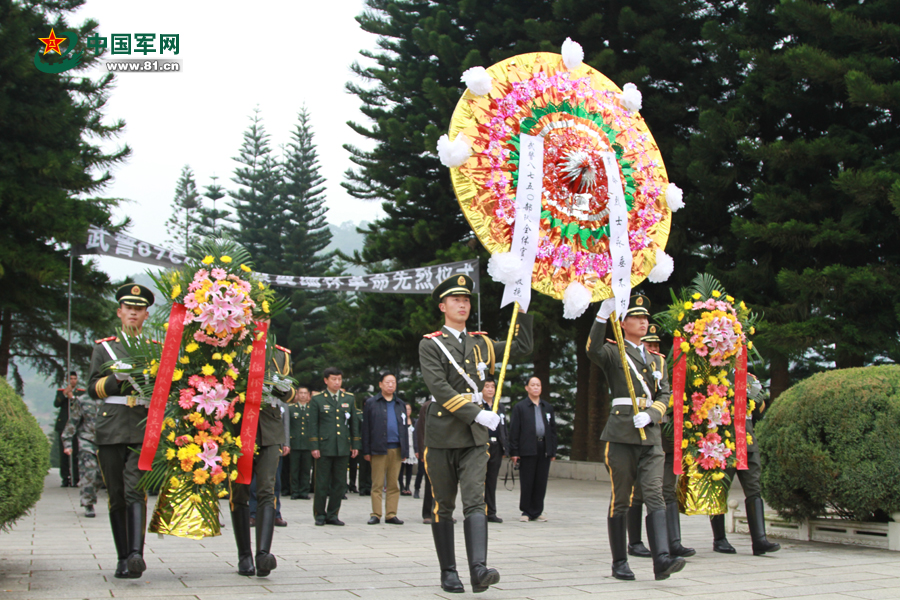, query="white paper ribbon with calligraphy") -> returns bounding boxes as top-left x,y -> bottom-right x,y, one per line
602,152 -> 632,319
